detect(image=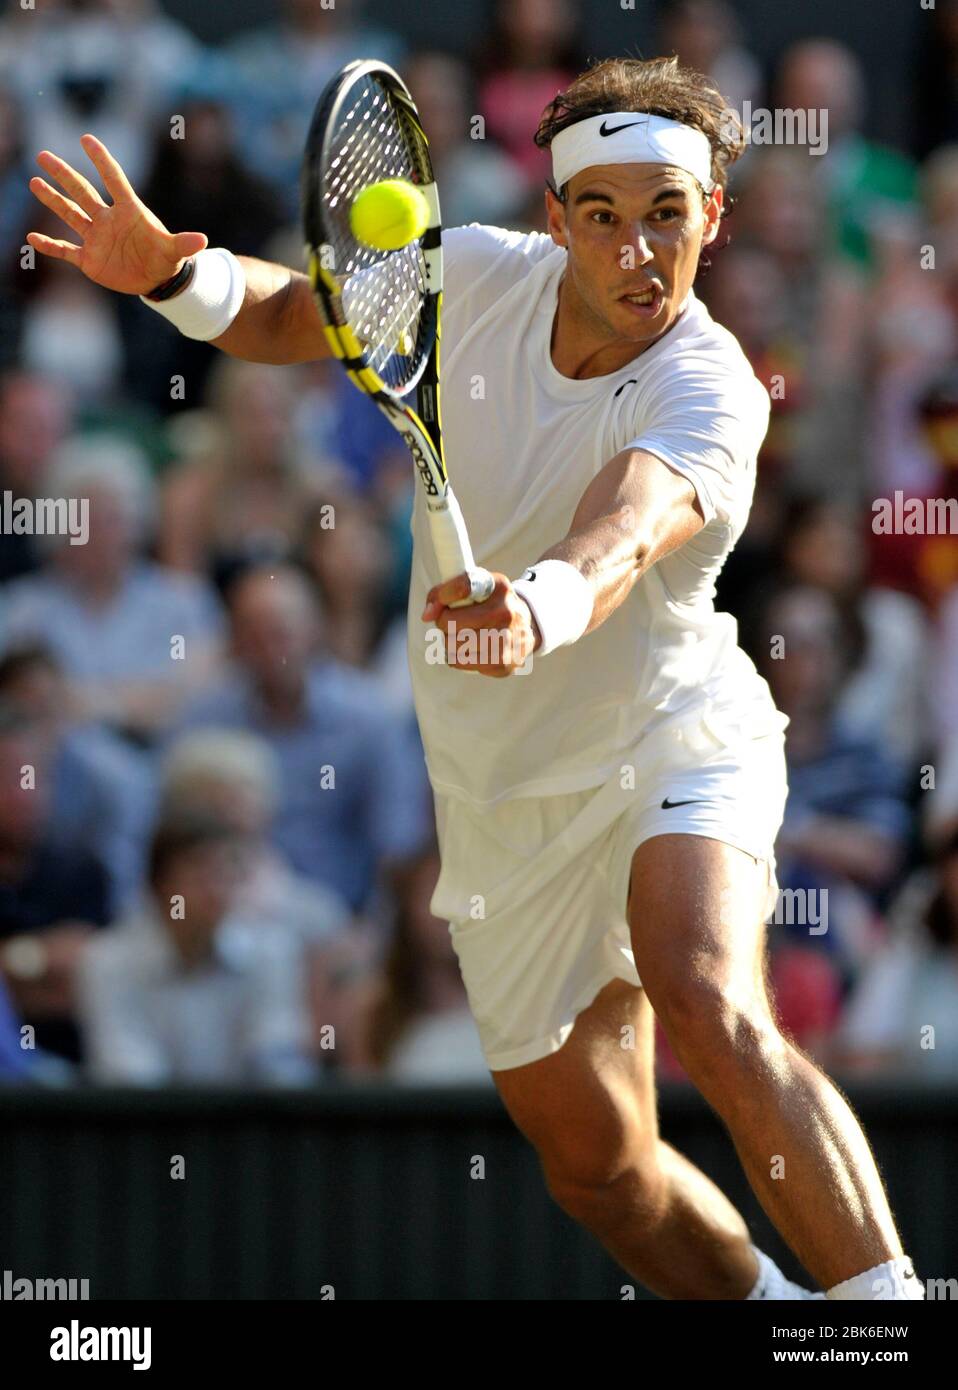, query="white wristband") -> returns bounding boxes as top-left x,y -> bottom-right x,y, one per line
139,247 -> 246,340
512,559 -> 593,656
